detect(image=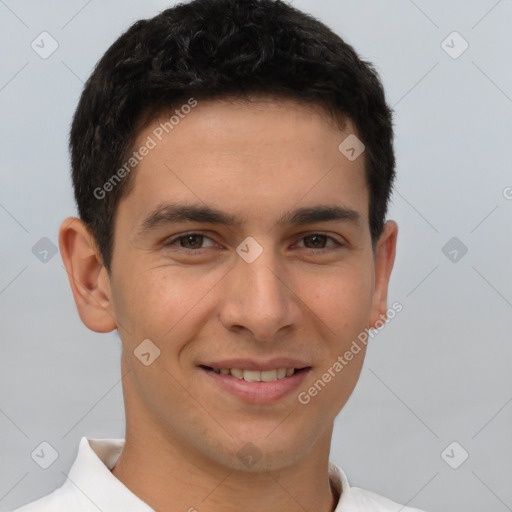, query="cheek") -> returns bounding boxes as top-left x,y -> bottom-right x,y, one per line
110,269 -> 170,345
111,266 -> 221,346
304,265 -> 374,335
